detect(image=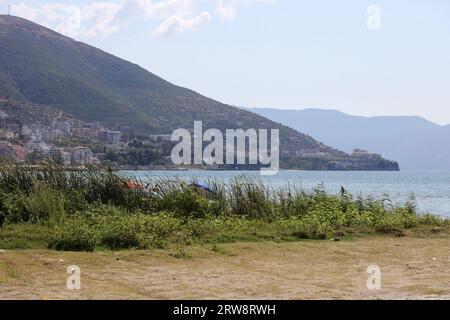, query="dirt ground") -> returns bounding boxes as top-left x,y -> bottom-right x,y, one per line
1,234 -> 449,300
